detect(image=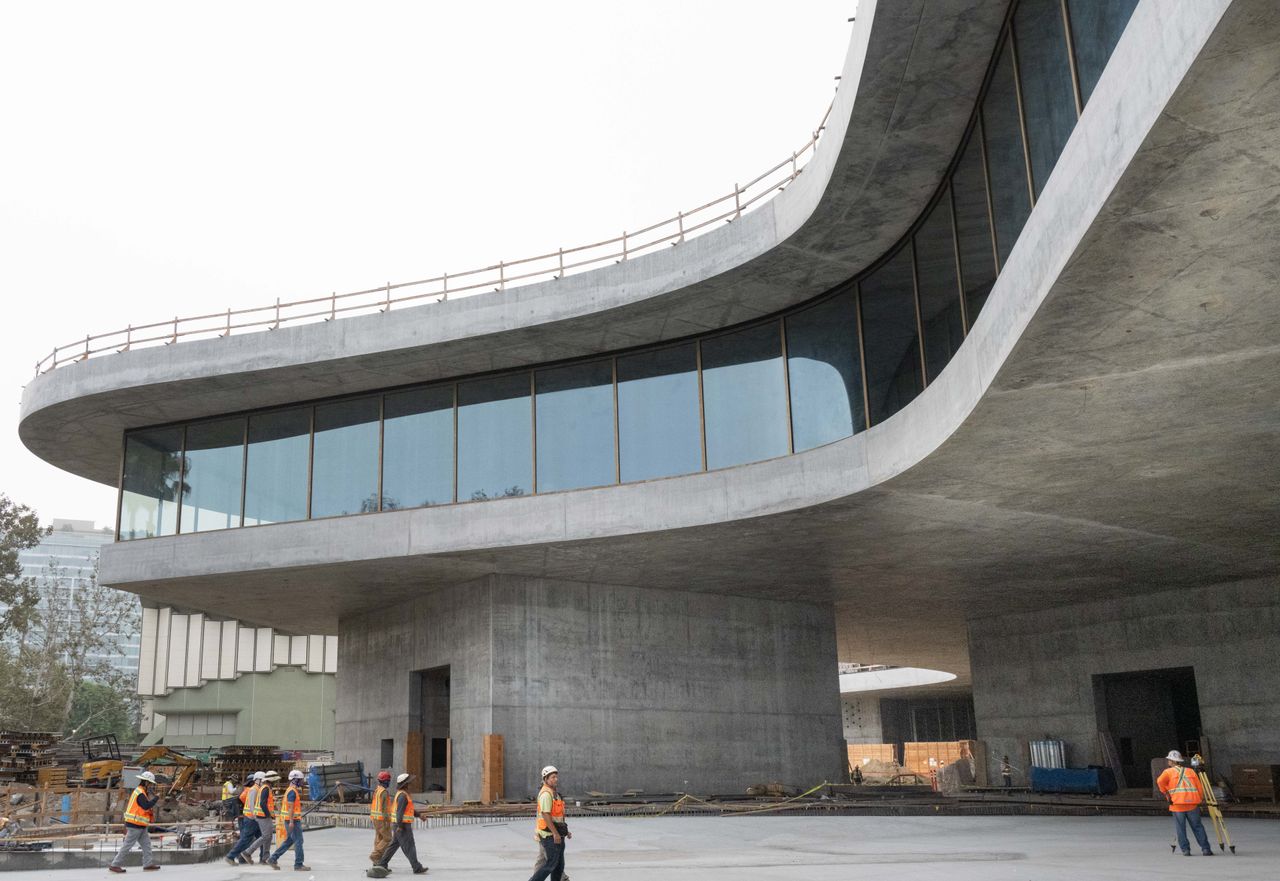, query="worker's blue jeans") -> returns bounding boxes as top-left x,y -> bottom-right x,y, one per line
1173,808 -> 1212,854
528,837 -> 565,881
226,816 -> 261,859
270,820 -> 305,867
